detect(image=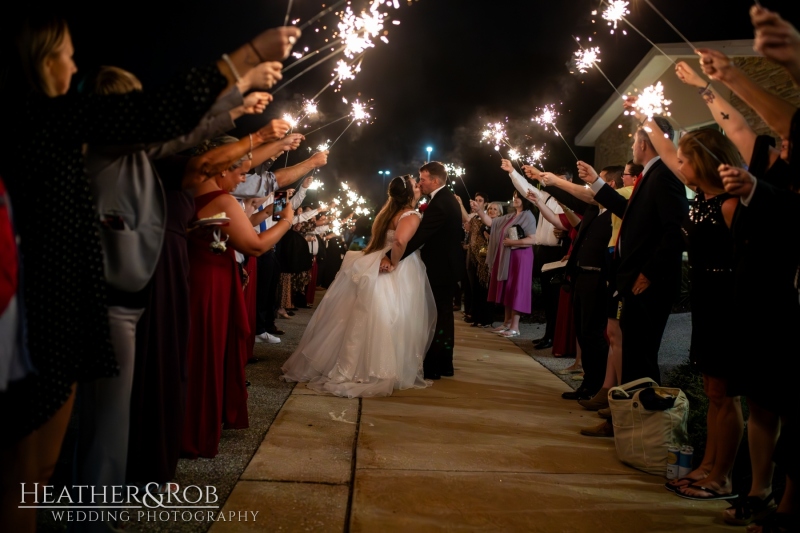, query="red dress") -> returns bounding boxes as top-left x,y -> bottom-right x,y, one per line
182,191 -> 250,459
